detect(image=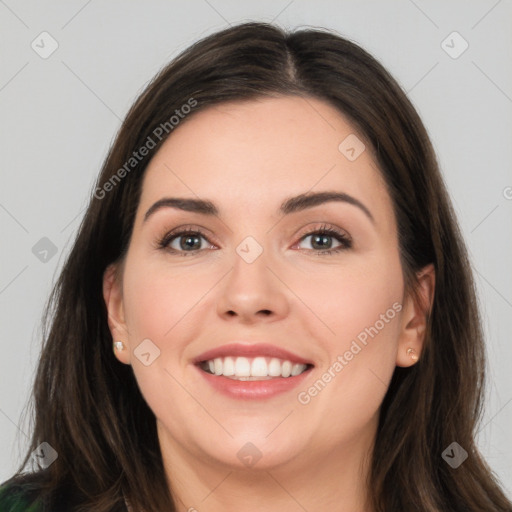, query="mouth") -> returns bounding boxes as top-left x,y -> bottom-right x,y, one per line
193,343 -> 314,399
198,356 -> 313,380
